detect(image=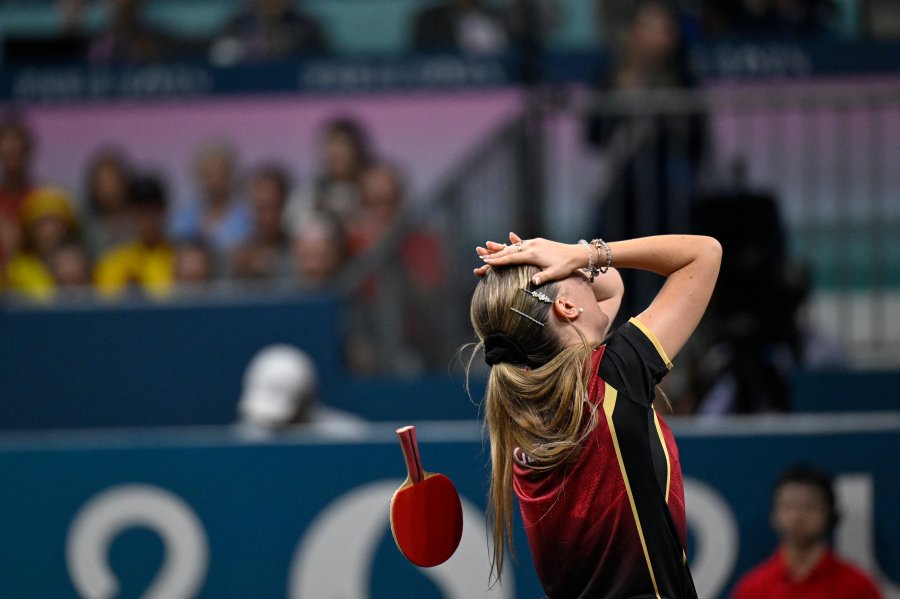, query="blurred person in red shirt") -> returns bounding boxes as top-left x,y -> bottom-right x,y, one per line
345,163 -> 447,373
0,116 -> 37,269
349,163 -> 442,290
731,465 -> 882,599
